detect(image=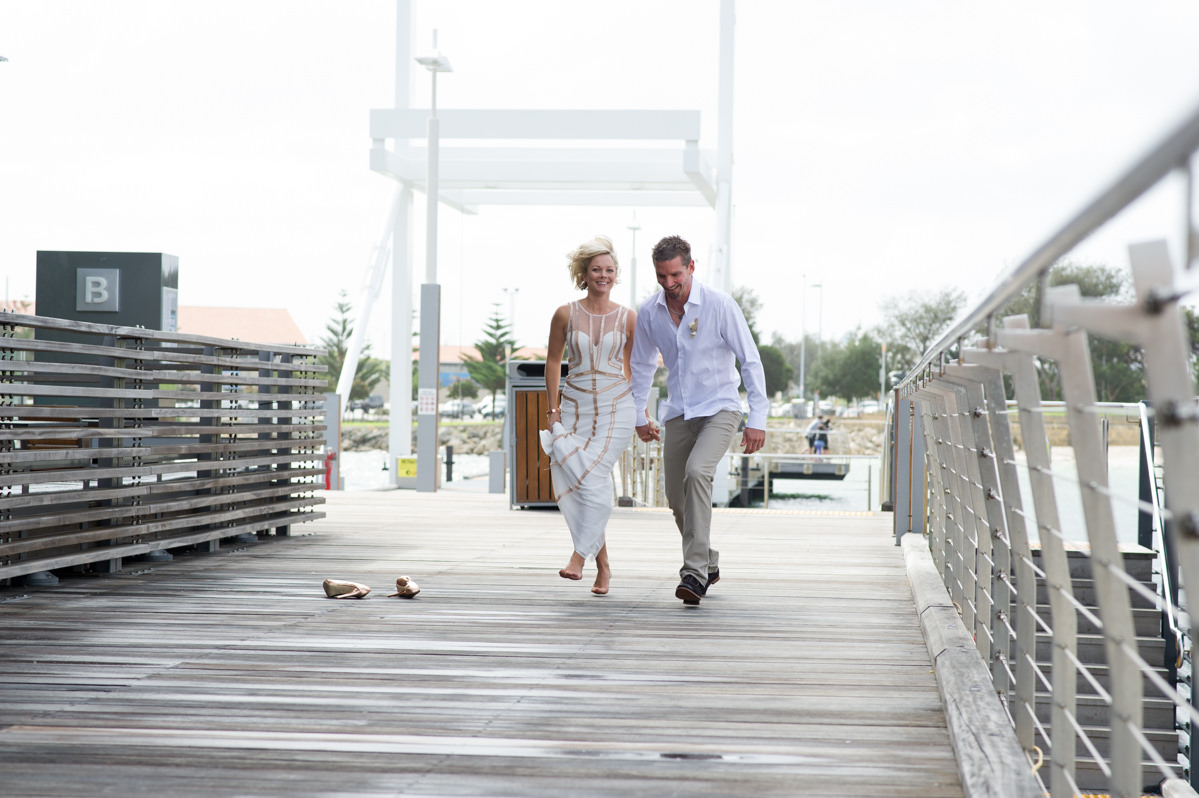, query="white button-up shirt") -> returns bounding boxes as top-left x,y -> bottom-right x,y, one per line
630,280 -> 768,430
